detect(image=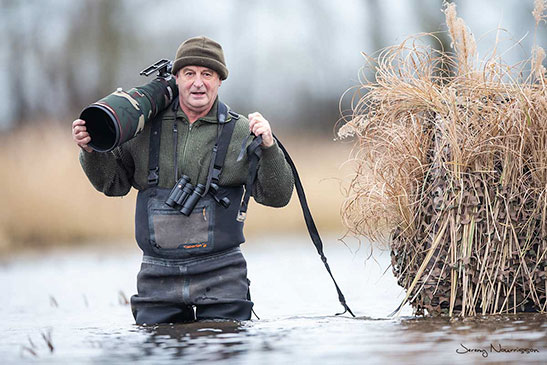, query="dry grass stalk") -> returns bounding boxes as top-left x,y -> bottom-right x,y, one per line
444,2 -> 477,74
339,2 -> 547,316
533,0 -> 546,26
